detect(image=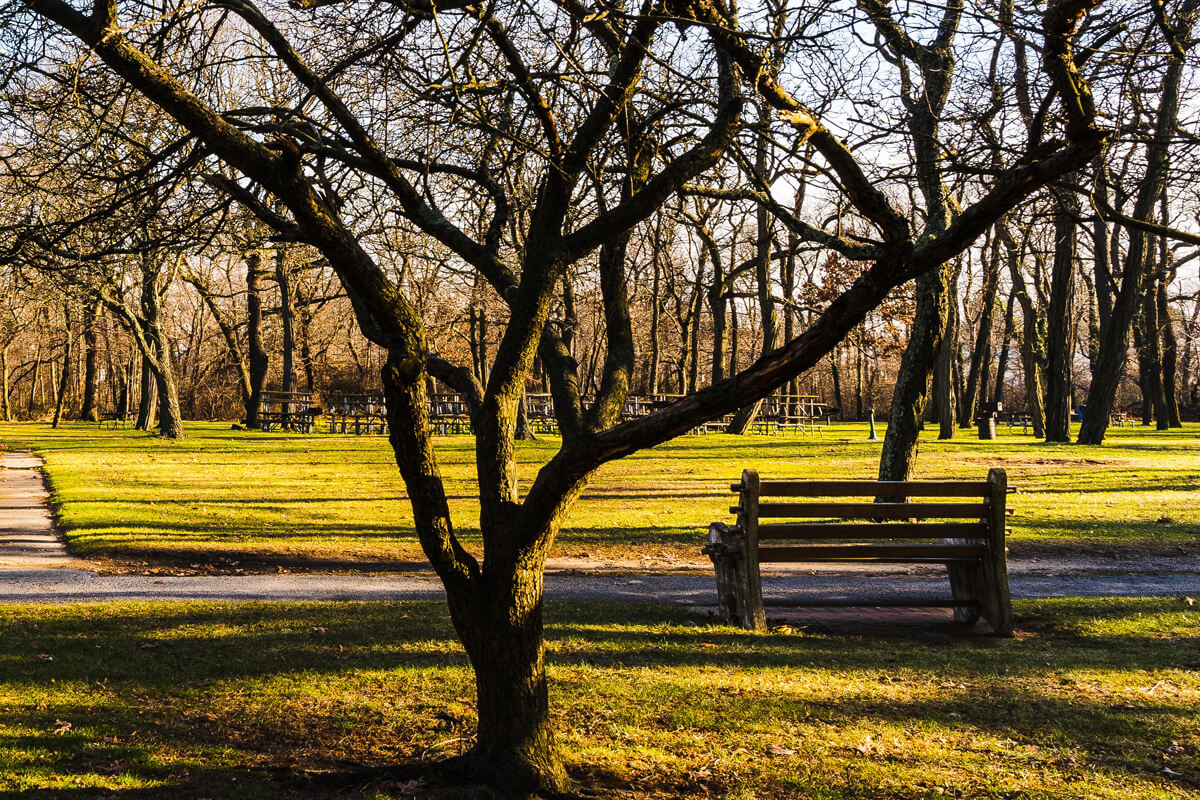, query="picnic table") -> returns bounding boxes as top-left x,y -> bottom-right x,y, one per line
258,390 -> 320,433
